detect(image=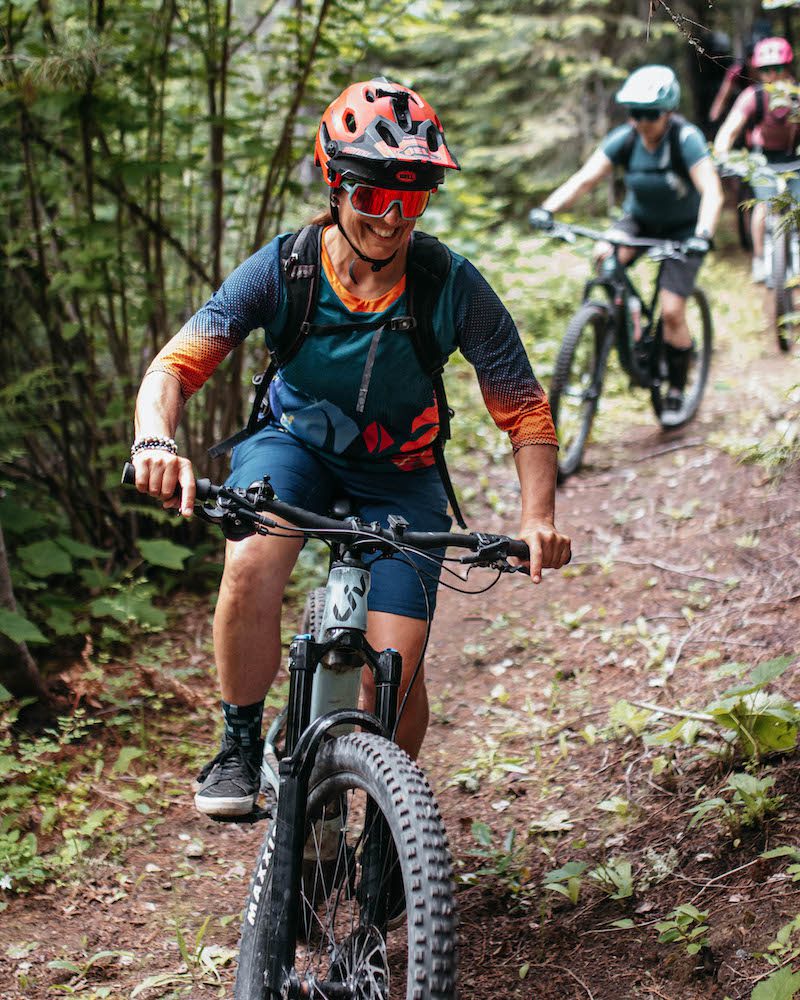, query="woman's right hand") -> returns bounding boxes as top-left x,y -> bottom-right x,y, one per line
132,449 -> 196,517
592,240 -> 613,264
